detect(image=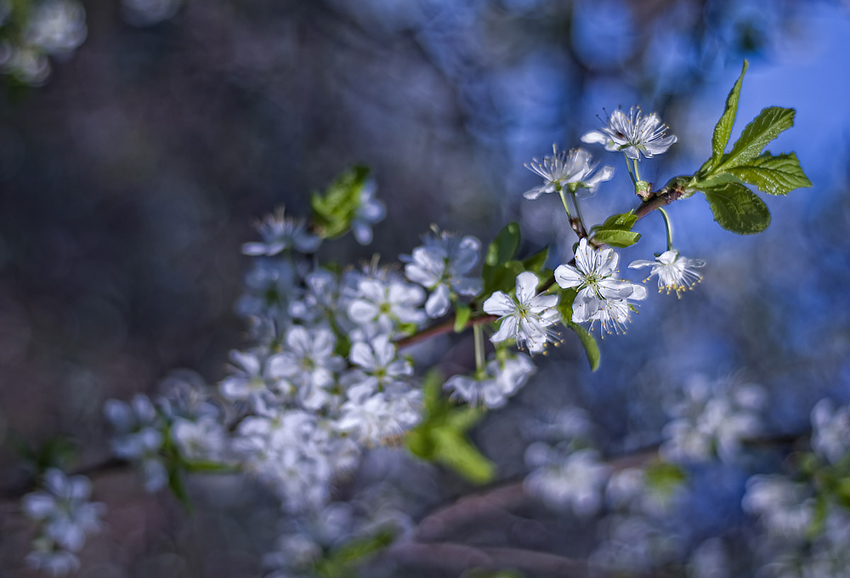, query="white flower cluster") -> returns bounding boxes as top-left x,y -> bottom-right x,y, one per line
22,469 -> 105,576
660,375 -> 765,463
444,351 -> 535,408
590,465 -> 687,574
742,474 -> 850,578
0,0 -> 86,85
264,490 -> 411,578
736,400 -> 850,577
105,374 -> 229,492
402,227 -> 483,318
523,406 -> 609,517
